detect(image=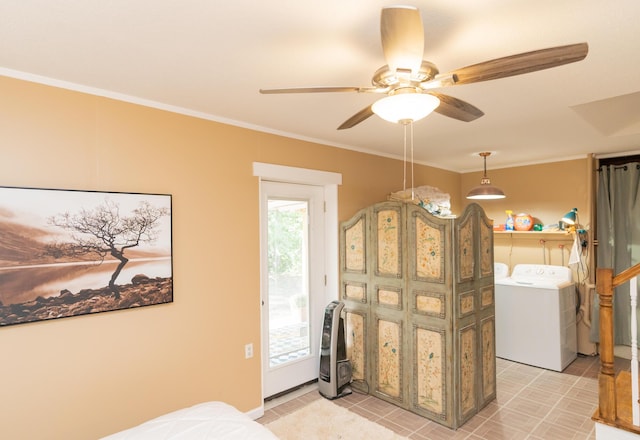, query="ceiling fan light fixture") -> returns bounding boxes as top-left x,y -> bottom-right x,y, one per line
372,92 -> 440,124
466,152 -> 506,200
